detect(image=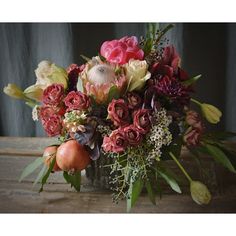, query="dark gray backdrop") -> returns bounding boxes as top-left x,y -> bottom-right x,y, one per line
0,23 -> 235,137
